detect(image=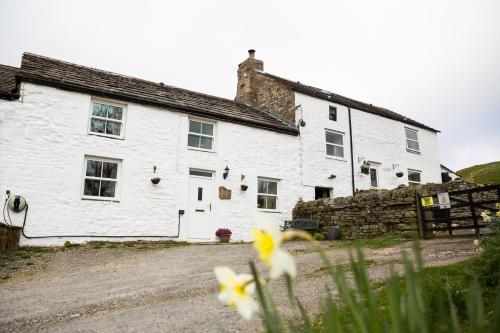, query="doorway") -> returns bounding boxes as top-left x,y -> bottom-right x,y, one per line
188,169 -> 214,239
